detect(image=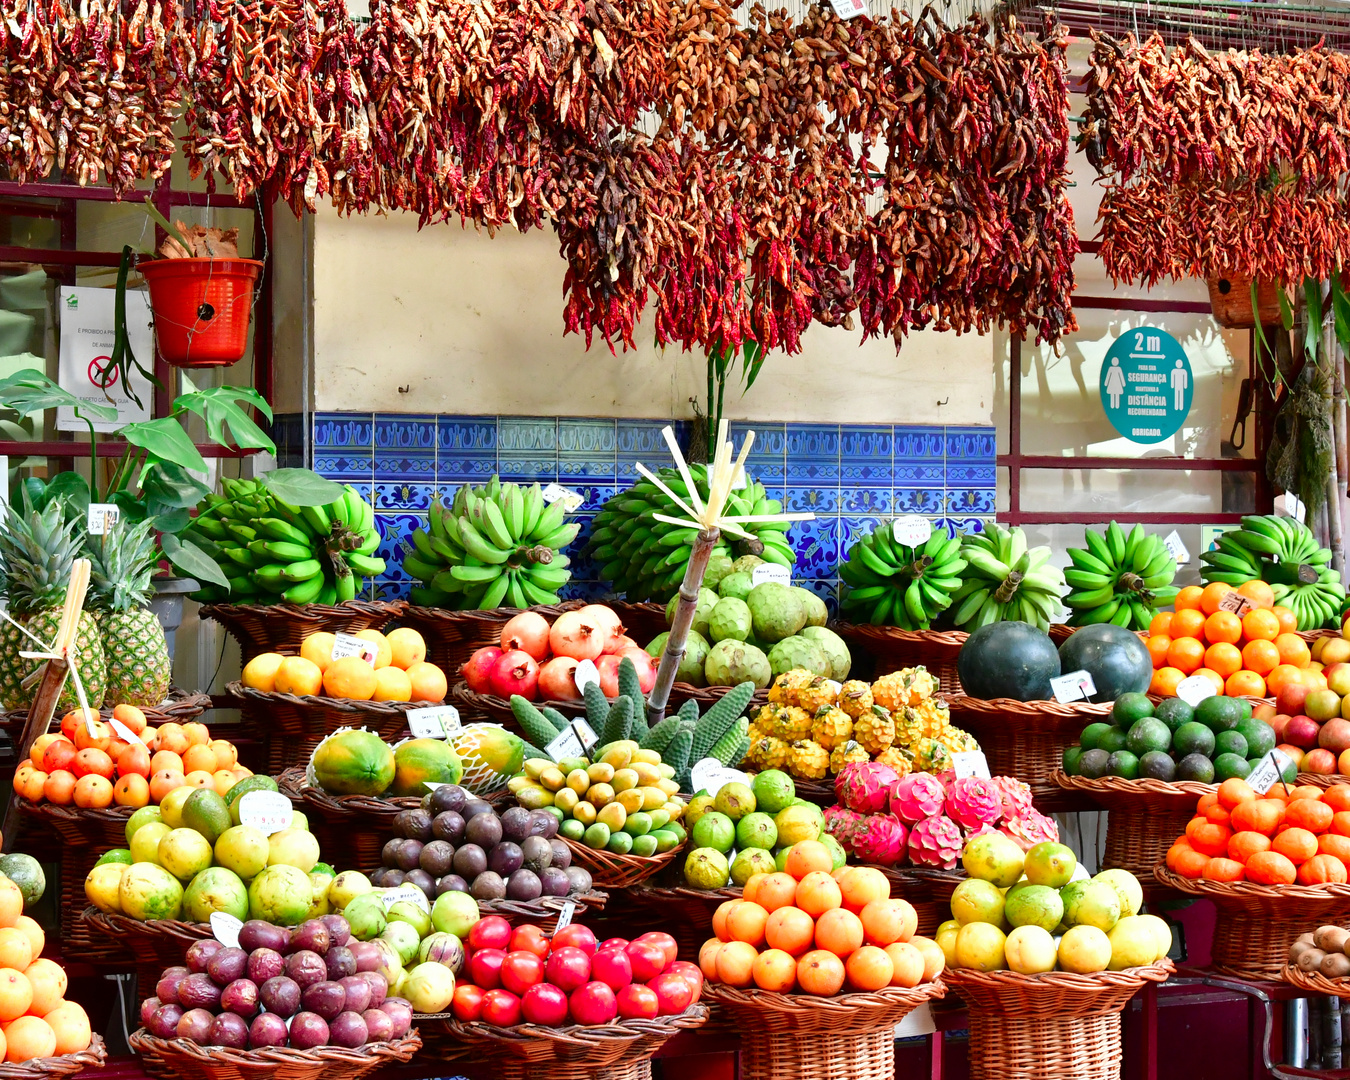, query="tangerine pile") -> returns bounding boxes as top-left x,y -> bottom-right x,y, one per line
10,708 -> 250,811
699,839 -> 944,996
1147,580 -> 1316,700
242,628 -> 448,703
1167,777 -> 1350,885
